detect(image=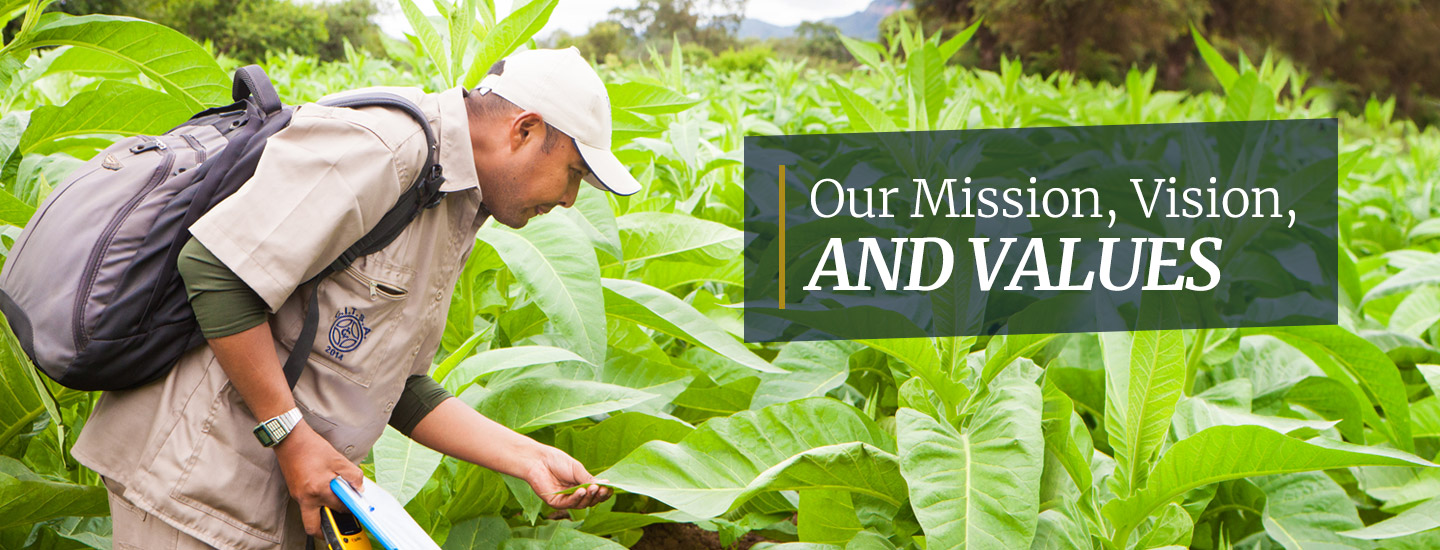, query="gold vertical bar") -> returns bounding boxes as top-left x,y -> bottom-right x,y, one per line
778,164 -> 786,310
